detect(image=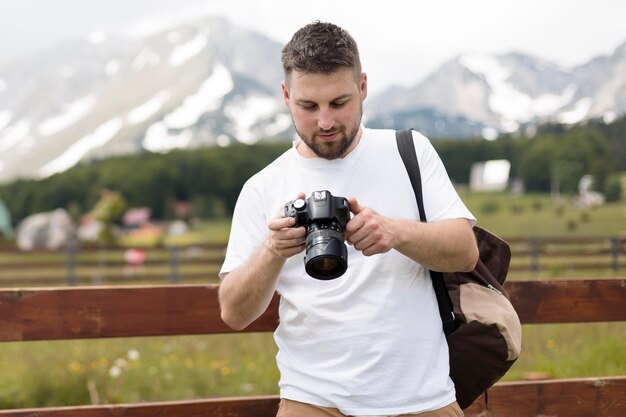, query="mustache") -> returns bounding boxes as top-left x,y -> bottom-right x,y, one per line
316,128 -> 342,135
